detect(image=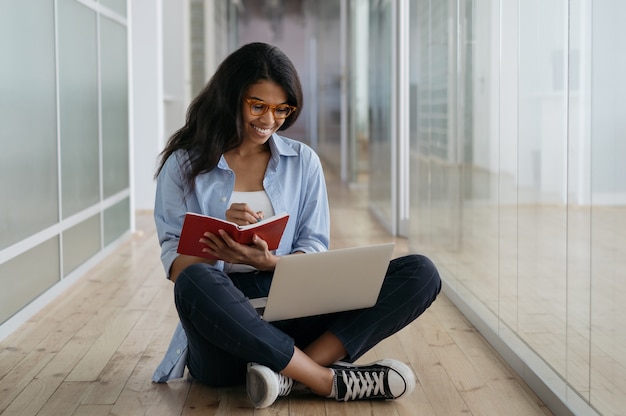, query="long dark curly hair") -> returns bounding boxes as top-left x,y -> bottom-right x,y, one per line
155,42 -> 303,185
